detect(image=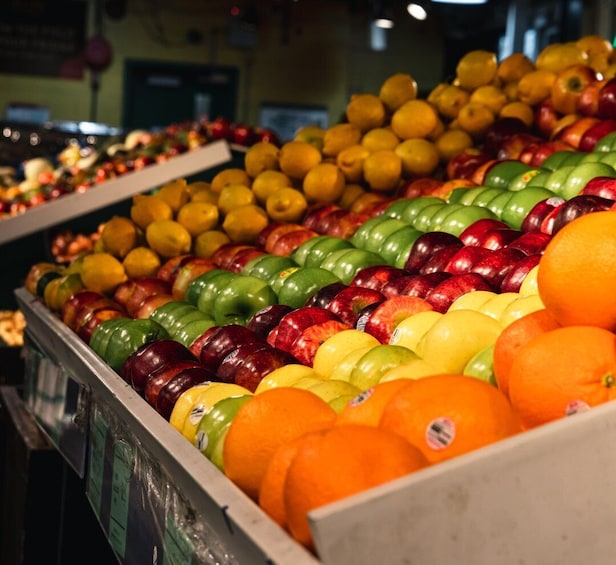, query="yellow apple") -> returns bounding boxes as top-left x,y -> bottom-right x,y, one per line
416,309 -> 502,374
292,375 -> 326,390
330,344 -> 379,382
388,310 -> 443,352
447,289 -> 497,312
169,382 -> 218,433
307,379 -> 362,402
499,294 -> 546,327
349,344 -> 419,390
328,393 -> 358,413
519,264 -> 540,295
478,291 -> 521,321
312,329 -> 381,379
379,358 -> 443,382
254,364 -> 317,393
